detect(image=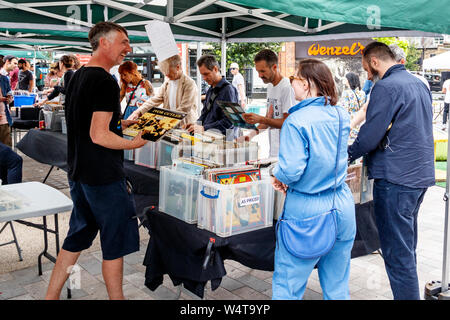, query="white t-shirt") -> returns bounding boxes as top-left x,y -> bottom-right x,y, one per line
266,77 -> 296,157
232,73 -> 246,99
444,79 -> 450,104
168,79 -> 179,111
